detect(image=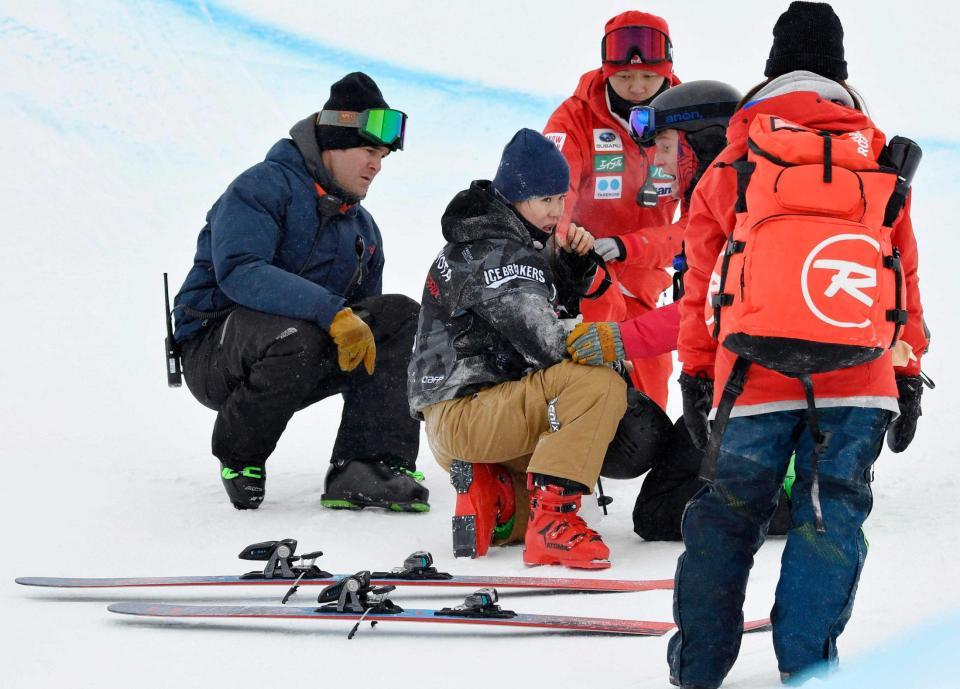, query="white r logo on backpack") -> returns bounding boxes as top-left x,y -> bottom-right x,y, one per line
801,234 -> 879,329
